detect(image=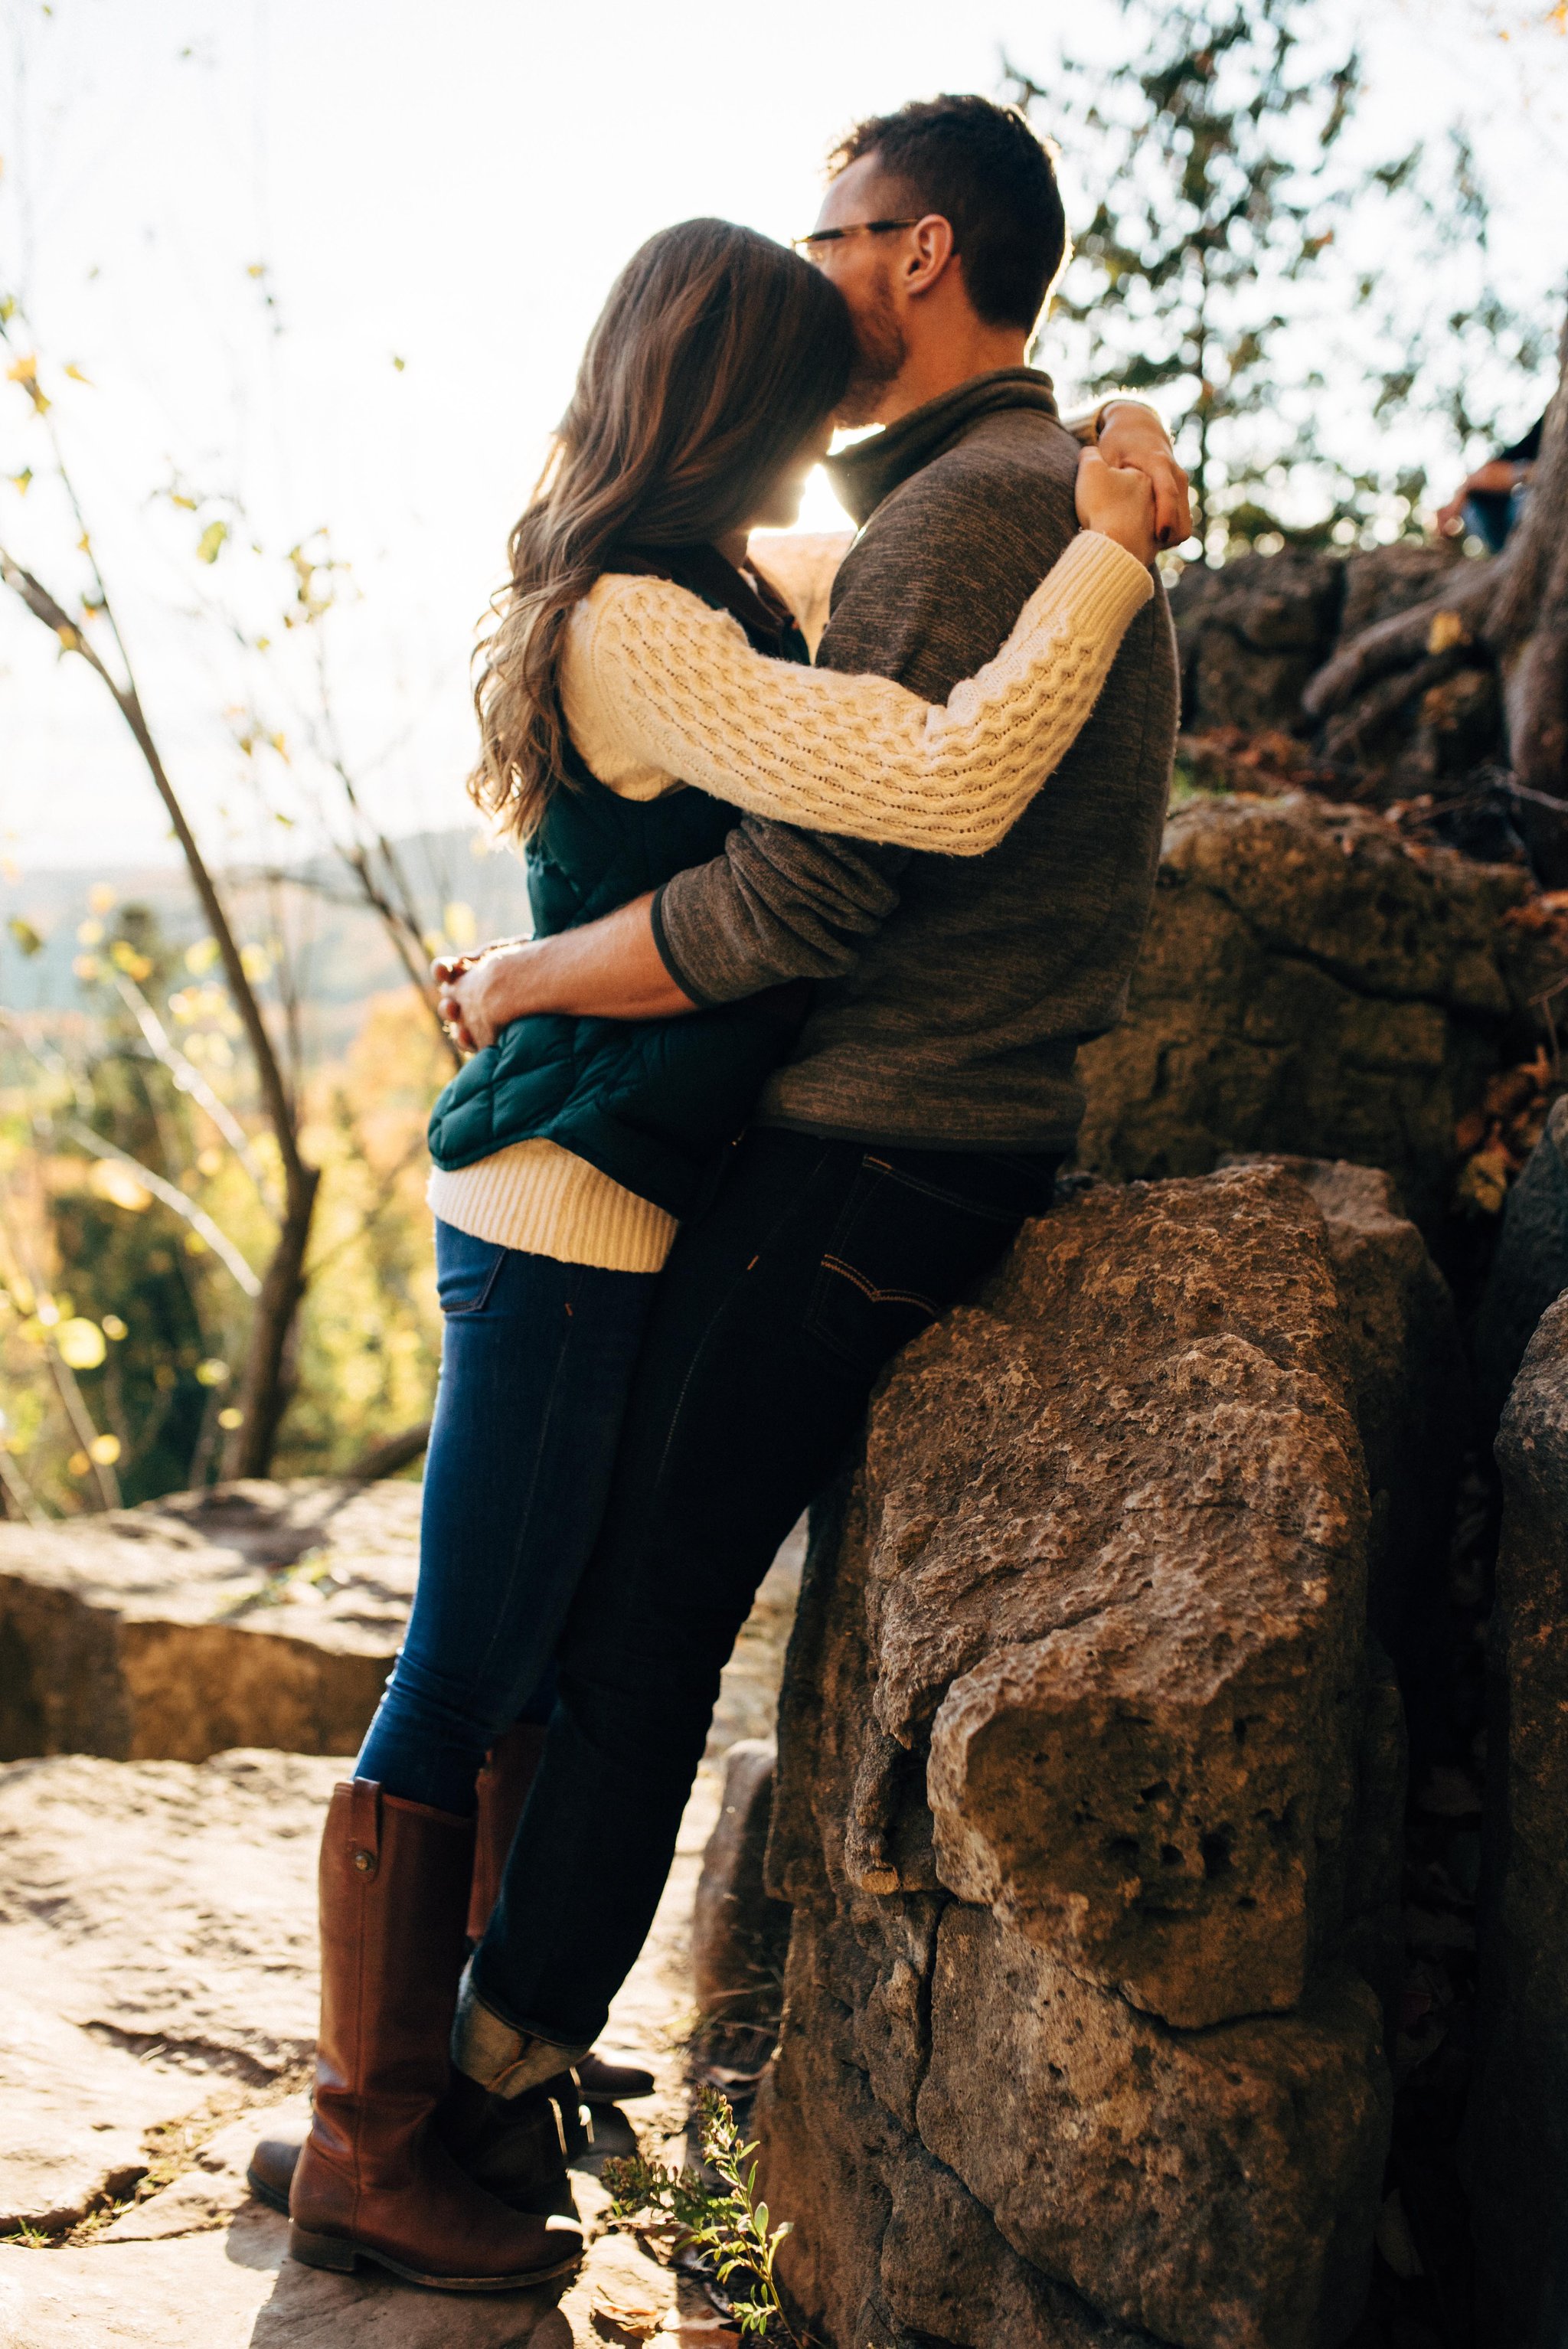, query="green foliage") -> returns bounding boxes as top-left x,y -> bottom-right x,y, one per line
1008,0 -> 1555,554
602,2086 -> 810,2345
